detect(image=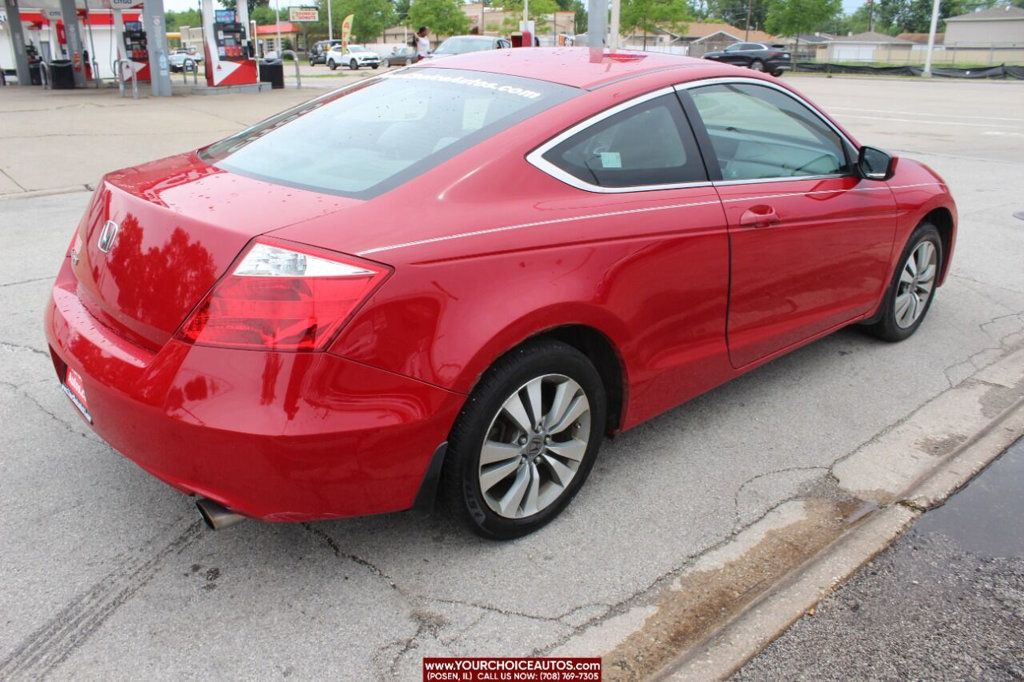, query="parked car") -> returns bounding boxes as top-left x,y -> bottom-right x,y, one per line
326,44 -> 381,70
46,49 -> 956,539
703,42 -> 792,76
168,49 -> 202,72
308,39 -> 341,65
384,45 -> 417,67
425,35 -> 512,59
